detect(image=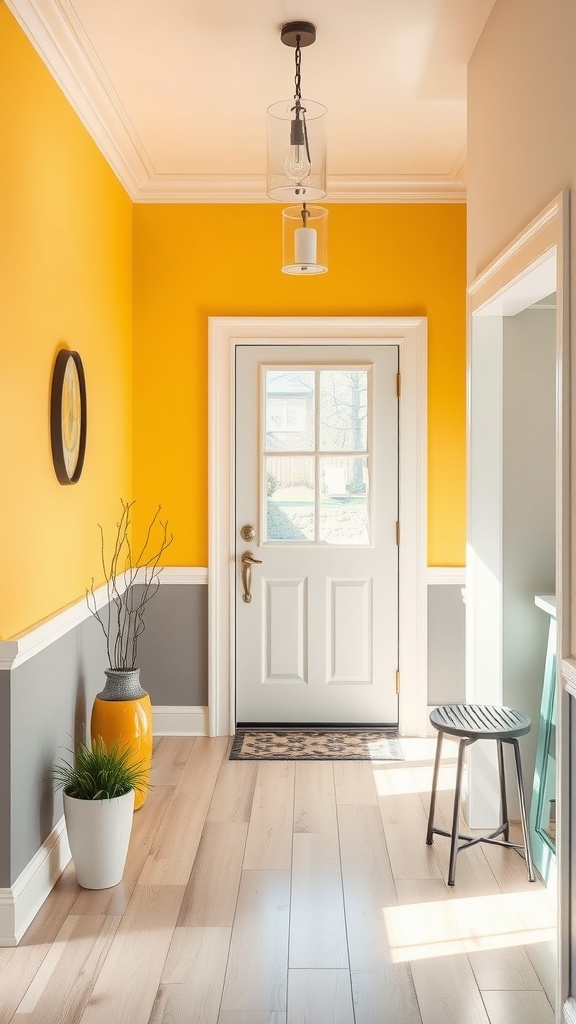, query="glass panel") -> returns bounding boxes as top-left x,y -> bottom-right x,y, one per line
320,457 -> 369,544
319,370 -> 368,451
537,652 -> 556,849
265,369 -> 314,451
266,456 -> 315,541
